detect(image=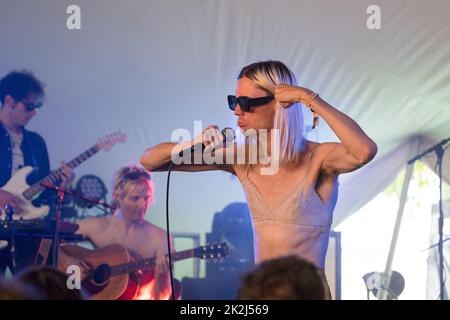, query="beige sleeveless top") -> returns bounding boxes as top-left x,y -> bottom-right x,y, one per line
235,162 -> 337,270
